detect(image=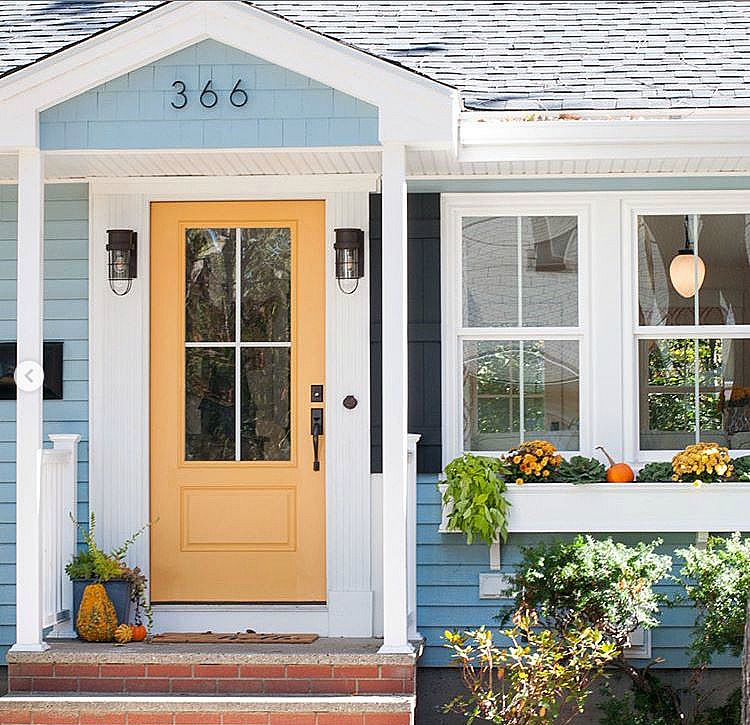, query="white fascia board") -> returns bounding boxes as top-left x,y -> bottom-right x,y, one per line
459,116 -> 750,162
0,0 -> 458,149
